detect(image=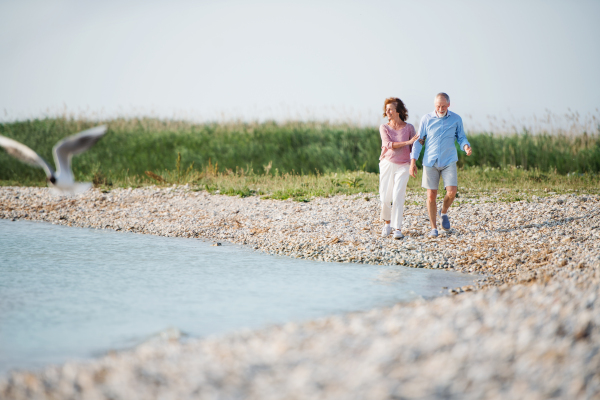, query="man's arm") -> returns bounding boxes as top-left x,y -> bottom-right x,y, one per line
455,116 -> 472,156
409,158 -> 418,178
410,117 -> 426,160
409,117 -> 427,177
